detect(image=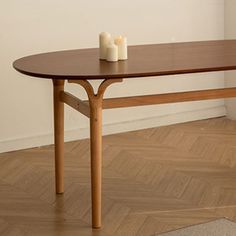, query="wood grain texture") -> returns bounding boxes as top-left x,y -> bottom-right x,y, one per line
13,40 -> 236,80
1,118 -> 236,235
60,91 -> 90,118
